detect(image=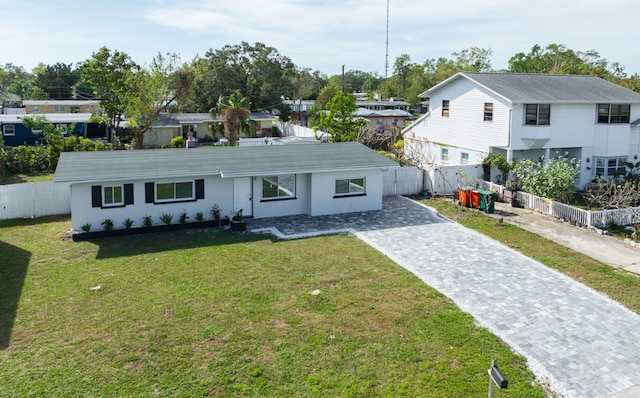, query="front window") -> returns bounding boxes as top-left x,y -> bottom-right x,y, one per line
335,177 -> 365,196
461,152 -> 469,165
262,175 -> 295,199
442,100 -> 450,117
2,124 -> 15,136
54,105 -> 65,112
484,102 -> 493,121
595,157 -> 628,177
525,104 -> 550,125
156,181 -> 194,202
103,185 -> 123,207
